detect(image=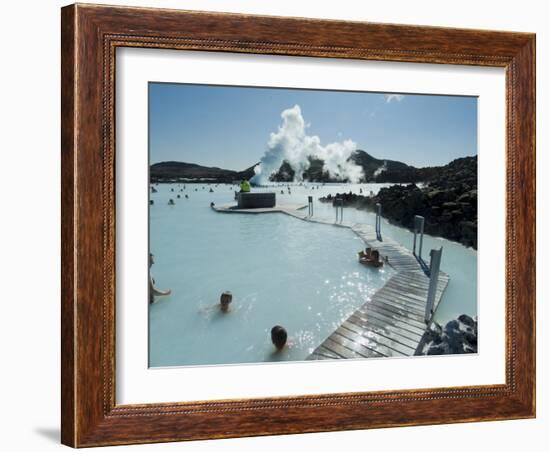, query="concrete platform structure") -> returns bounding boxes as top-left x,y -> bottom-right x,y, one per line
212,203 -> 307,214
237,192 -> 276,208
